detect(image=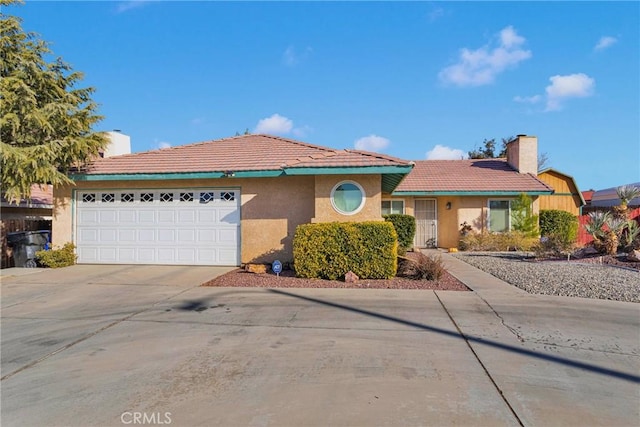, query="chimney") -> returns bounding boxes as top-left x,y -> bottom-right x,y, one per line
103,130 -> 132,157
507,134 -> 538,175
